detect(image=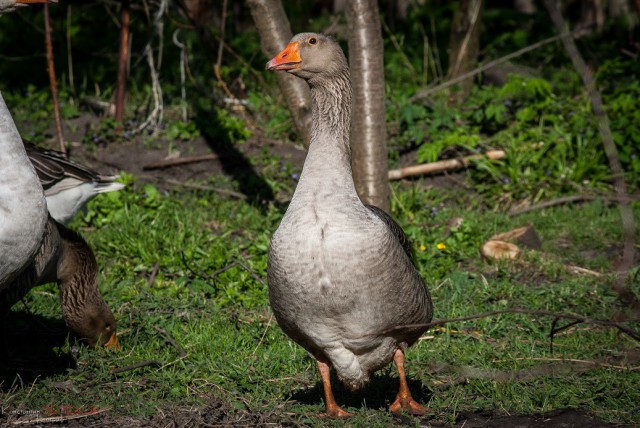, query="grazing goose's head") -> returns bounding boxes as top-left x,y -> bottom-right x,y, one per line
69,302 -> 119,349
266,33 -> 348,85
